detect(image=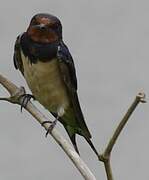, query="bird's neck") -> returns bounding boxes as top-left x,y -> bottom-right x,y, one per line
20,32 -> 61,63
